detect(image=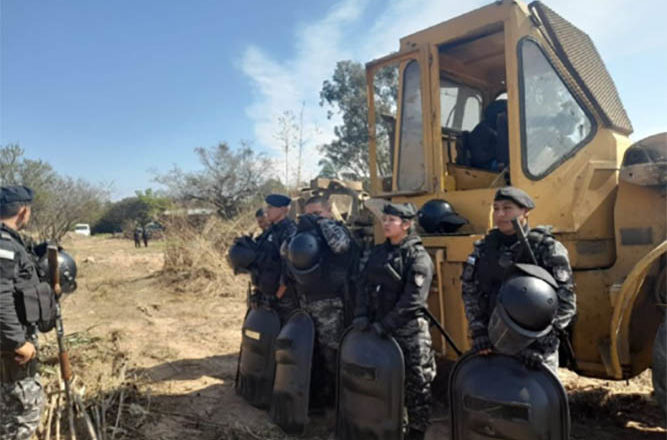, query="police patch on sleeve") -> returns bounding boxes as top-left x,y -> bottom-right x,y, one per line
554,266 -> 571,282
414,273 -> 425,287
466,256 -> 476,265
0,248 -> 14,260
